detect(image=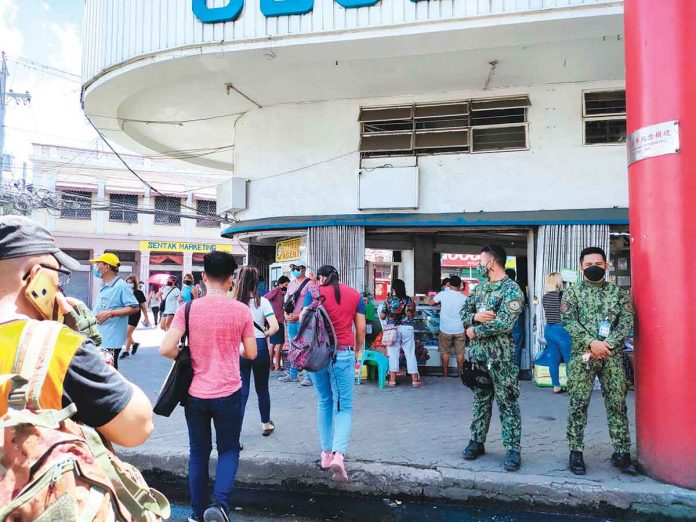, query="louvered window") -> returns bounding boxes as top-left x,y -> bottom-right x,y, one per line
154,196 -> 181,225
583,90 -> 626,145
359,96 -> 529,158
